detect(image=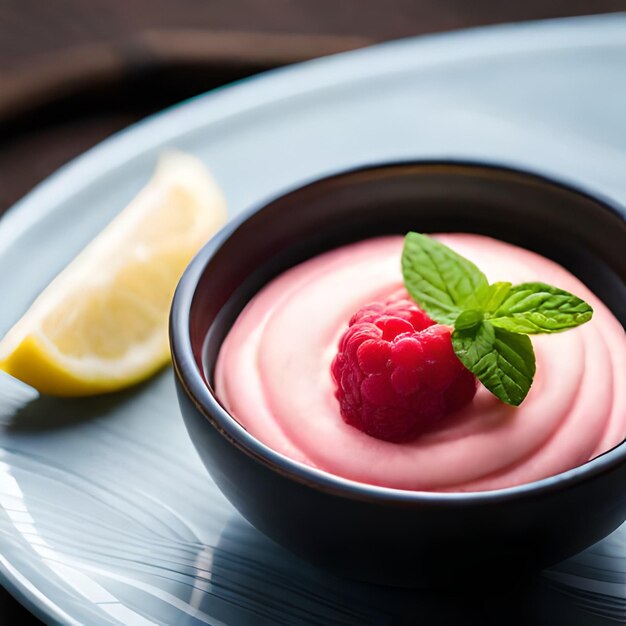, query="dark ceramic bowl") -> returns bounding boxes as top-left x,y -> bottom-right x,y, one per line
170,162 -> 626,587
